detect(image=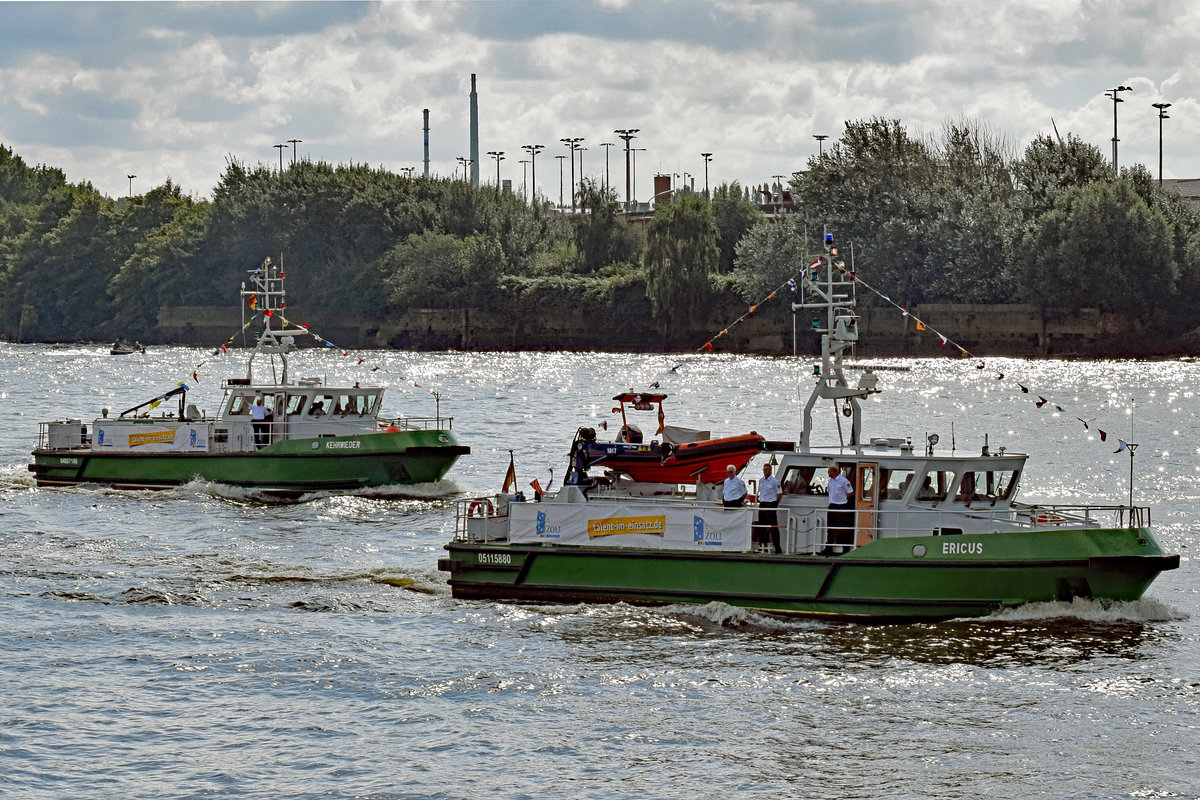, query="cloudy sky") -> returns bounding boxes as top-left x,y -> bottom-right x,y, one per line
1,0 -> 1196,202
